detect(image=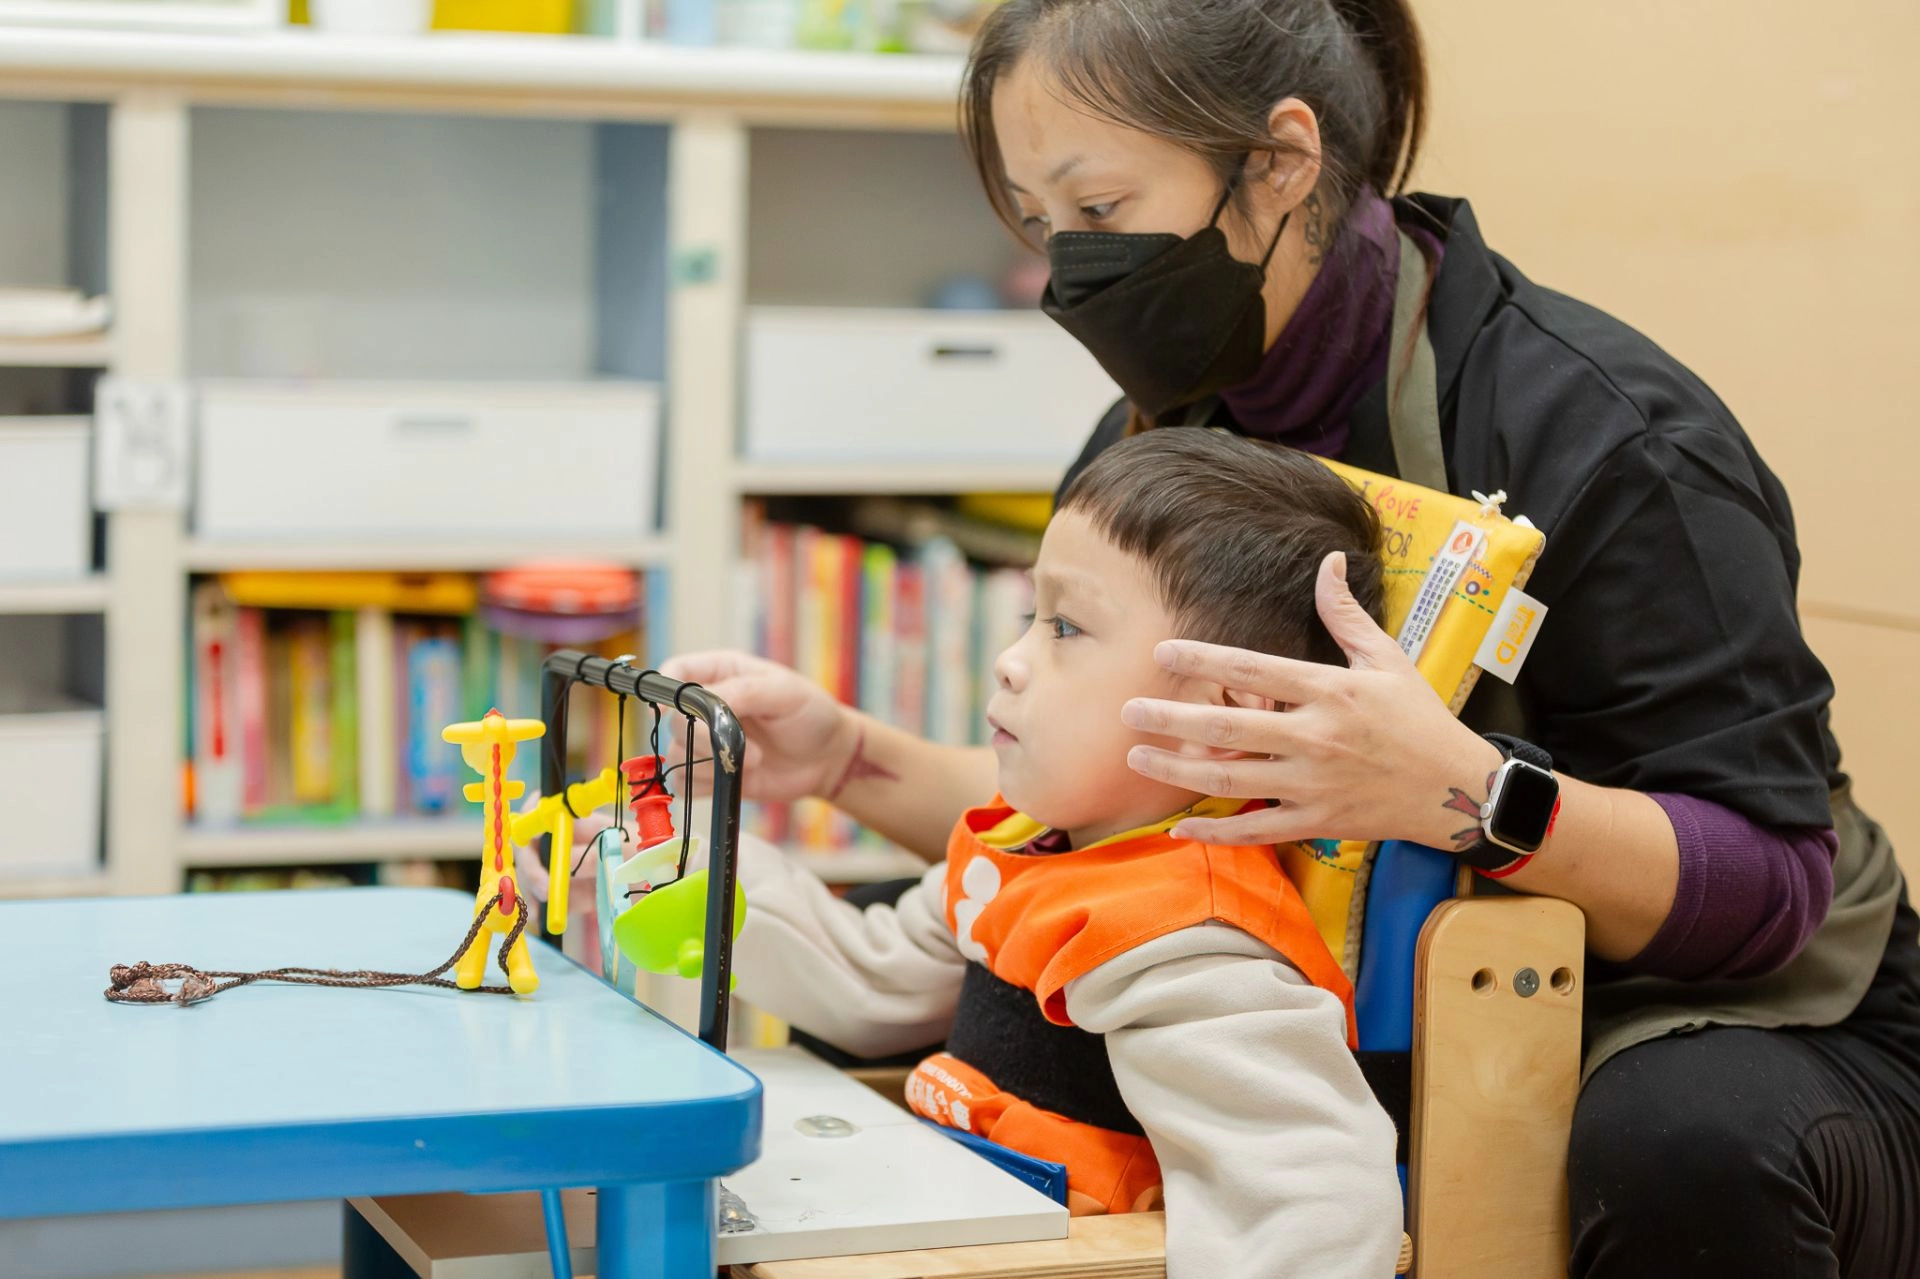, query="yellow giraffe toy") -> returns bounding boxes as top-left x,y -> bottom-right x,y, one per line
443,709 -> 548,994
